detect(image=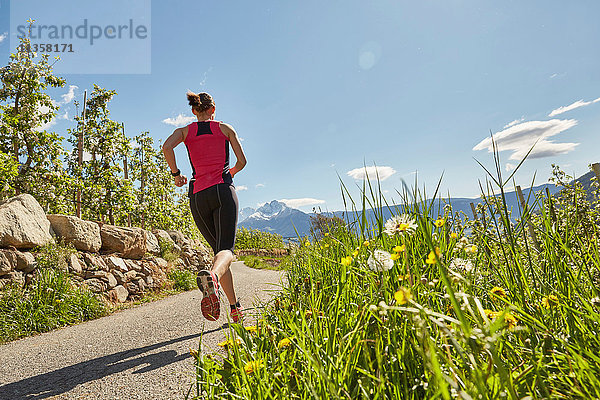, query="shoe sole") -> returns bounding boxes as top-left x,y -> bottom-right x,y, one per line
197,270 -> 220,321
